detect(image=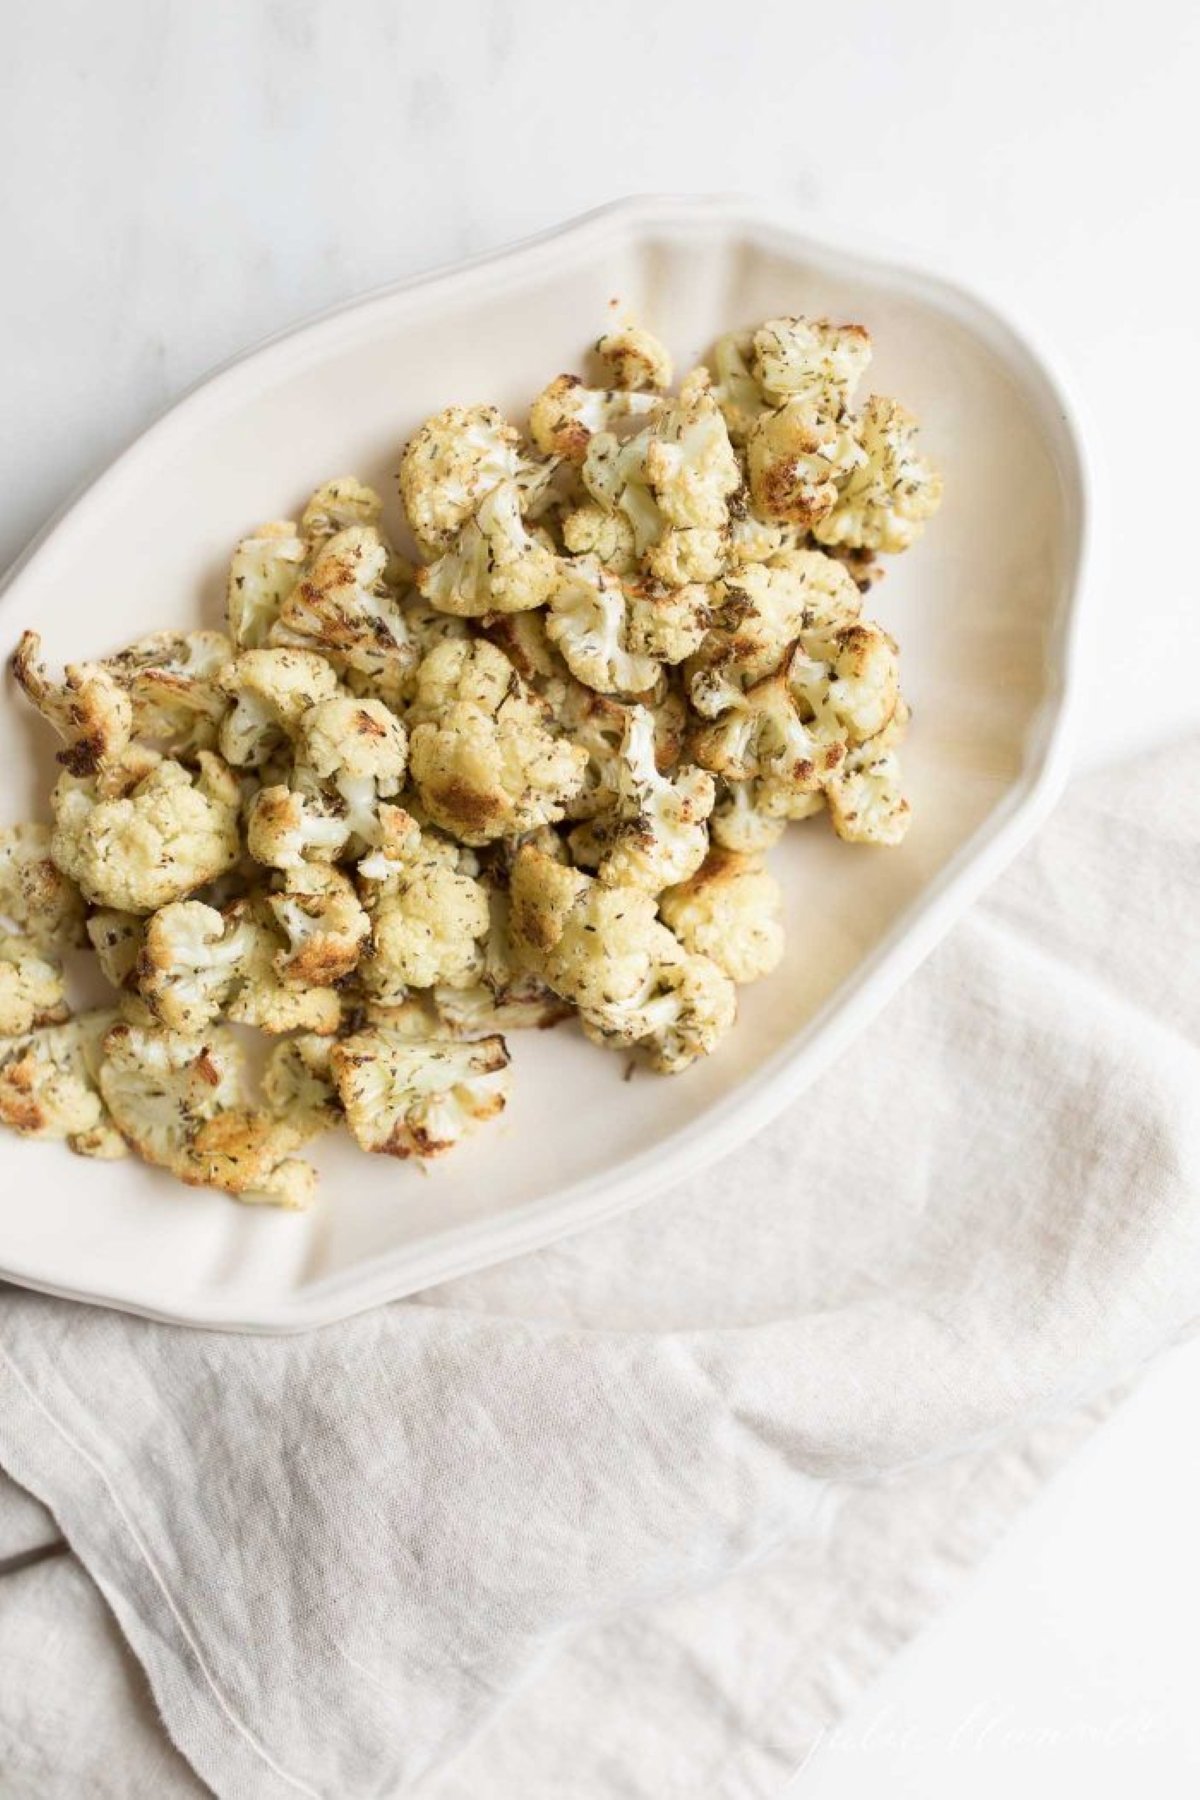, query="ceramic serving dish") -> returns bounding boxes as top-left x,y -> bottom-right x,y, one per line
0,195 -> 1088,1330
